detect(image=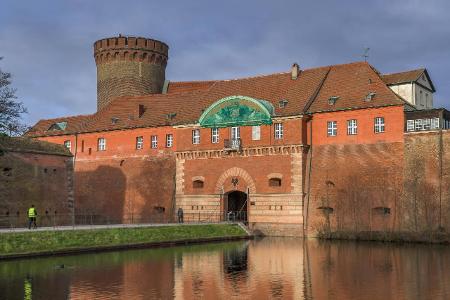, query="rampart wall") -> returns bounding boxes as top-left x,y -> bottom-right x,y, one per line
307,130 -> 450,237
74,154 -> 176,223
